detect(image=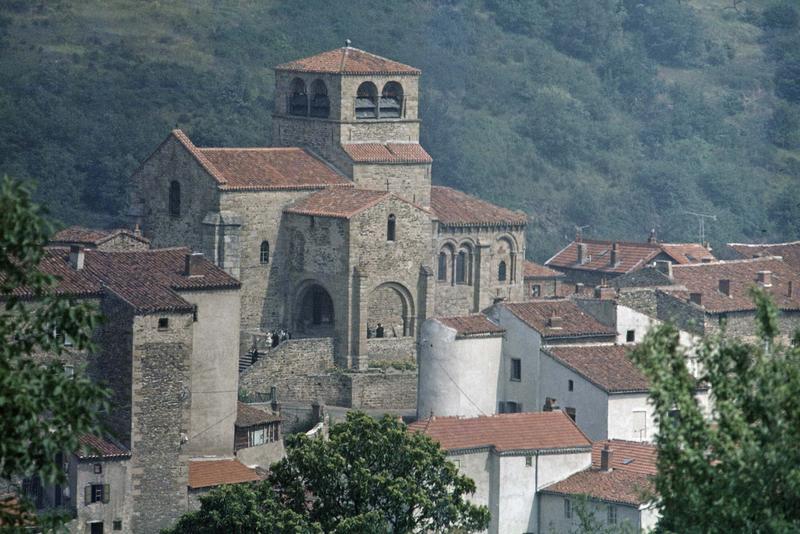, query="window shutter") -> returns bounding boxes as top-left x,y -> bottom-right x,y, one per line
103,484 -> 110,503
84,485 -> 91,505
